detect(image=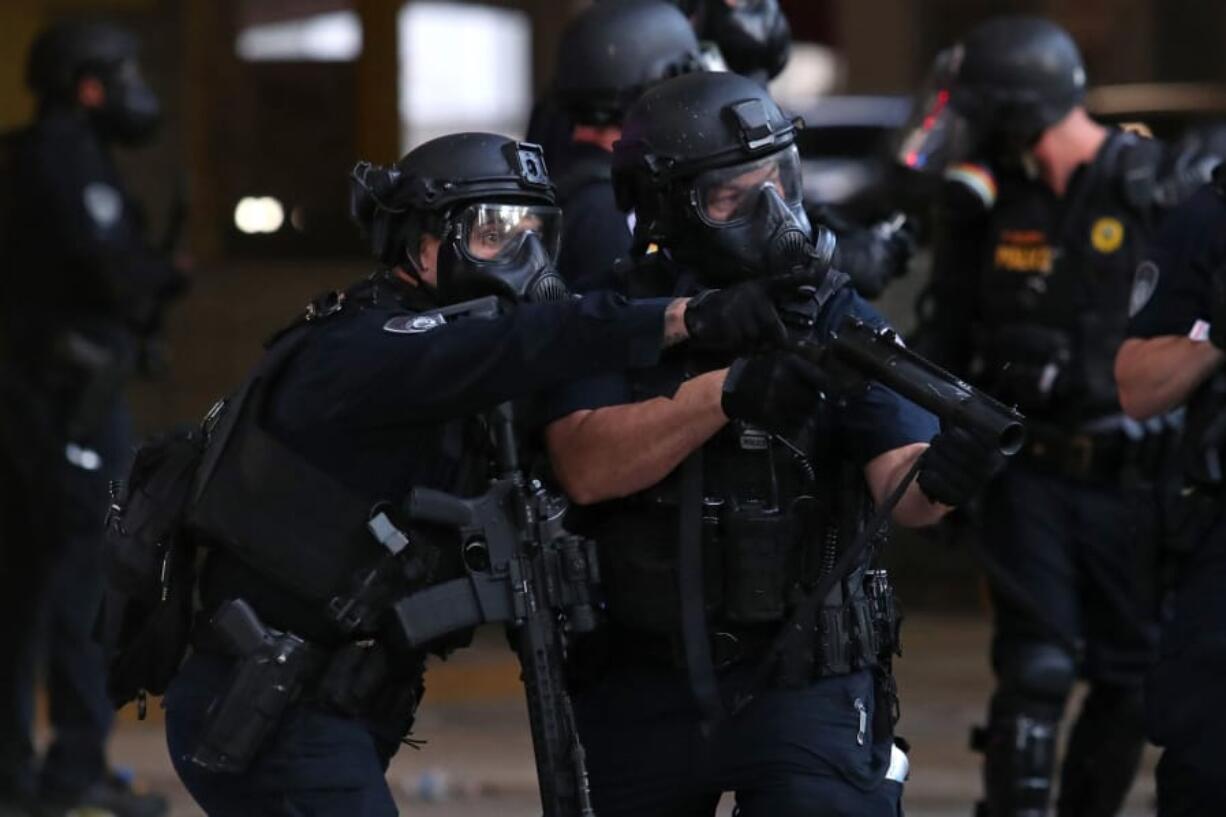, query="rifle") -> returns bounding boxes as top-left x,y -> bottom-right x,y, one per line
390,400 -> 598,817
